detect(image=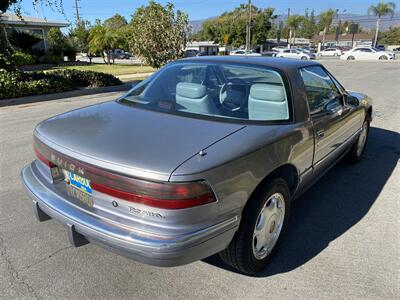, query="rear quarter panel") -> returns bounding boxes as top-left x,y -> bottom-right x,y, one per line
170,122 -> 314,219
